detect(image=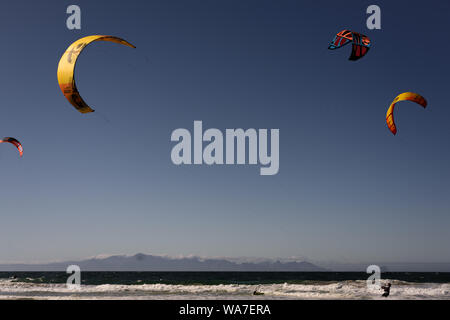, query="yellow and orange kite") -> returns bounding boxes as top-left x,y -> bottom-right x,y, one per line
386,92 -> 427,135
57,35 -> 135,114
